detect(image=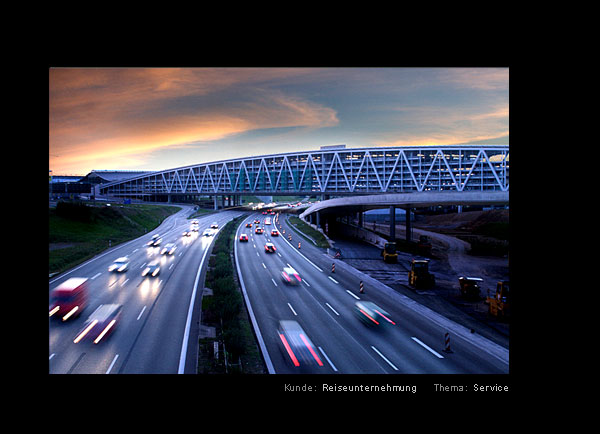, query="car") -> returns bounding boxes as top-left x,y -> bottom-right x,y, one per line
353,301 -> 396,327
161,243 -> 177,255
182,230 -> 192,237
73,304 -> 123,344
191,225 -> 199,232
245,223 -> 252,228
264,242 -> 276,253
203,228 -> 215,237
271,229 -> 279,236
281,266 -> 301,285
210,222 -> 219,229
254,219 -> 260,224
108,257 -> 130,272
239,234 -> 249,242
142,260 -> 161,277
277,320 -> 323,368
147,234 -> 160,246
192,220 -> 199,225
255,227 -> 263,234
